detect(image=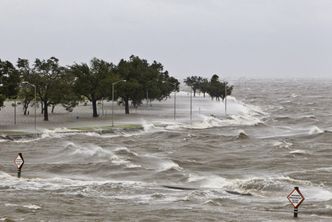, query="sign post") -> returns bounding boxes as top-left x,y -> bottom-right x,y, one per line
14,153 -> 24,178
287,187 -> 305,218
